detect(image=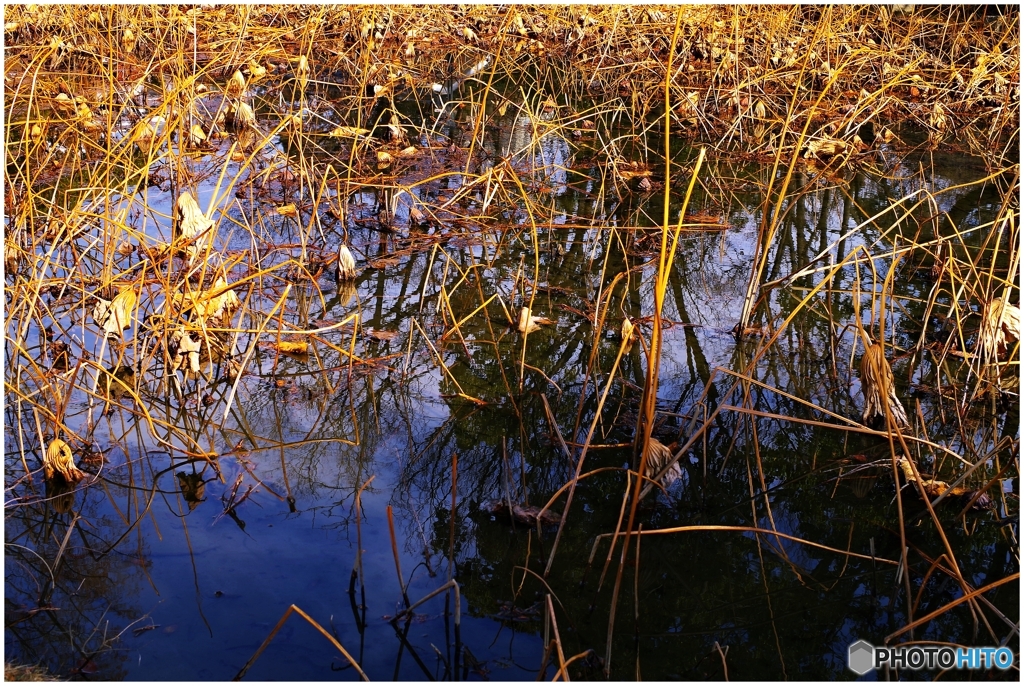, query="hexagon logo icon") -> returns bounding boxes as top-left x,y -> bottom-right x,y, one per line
848,640 -> 875,675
